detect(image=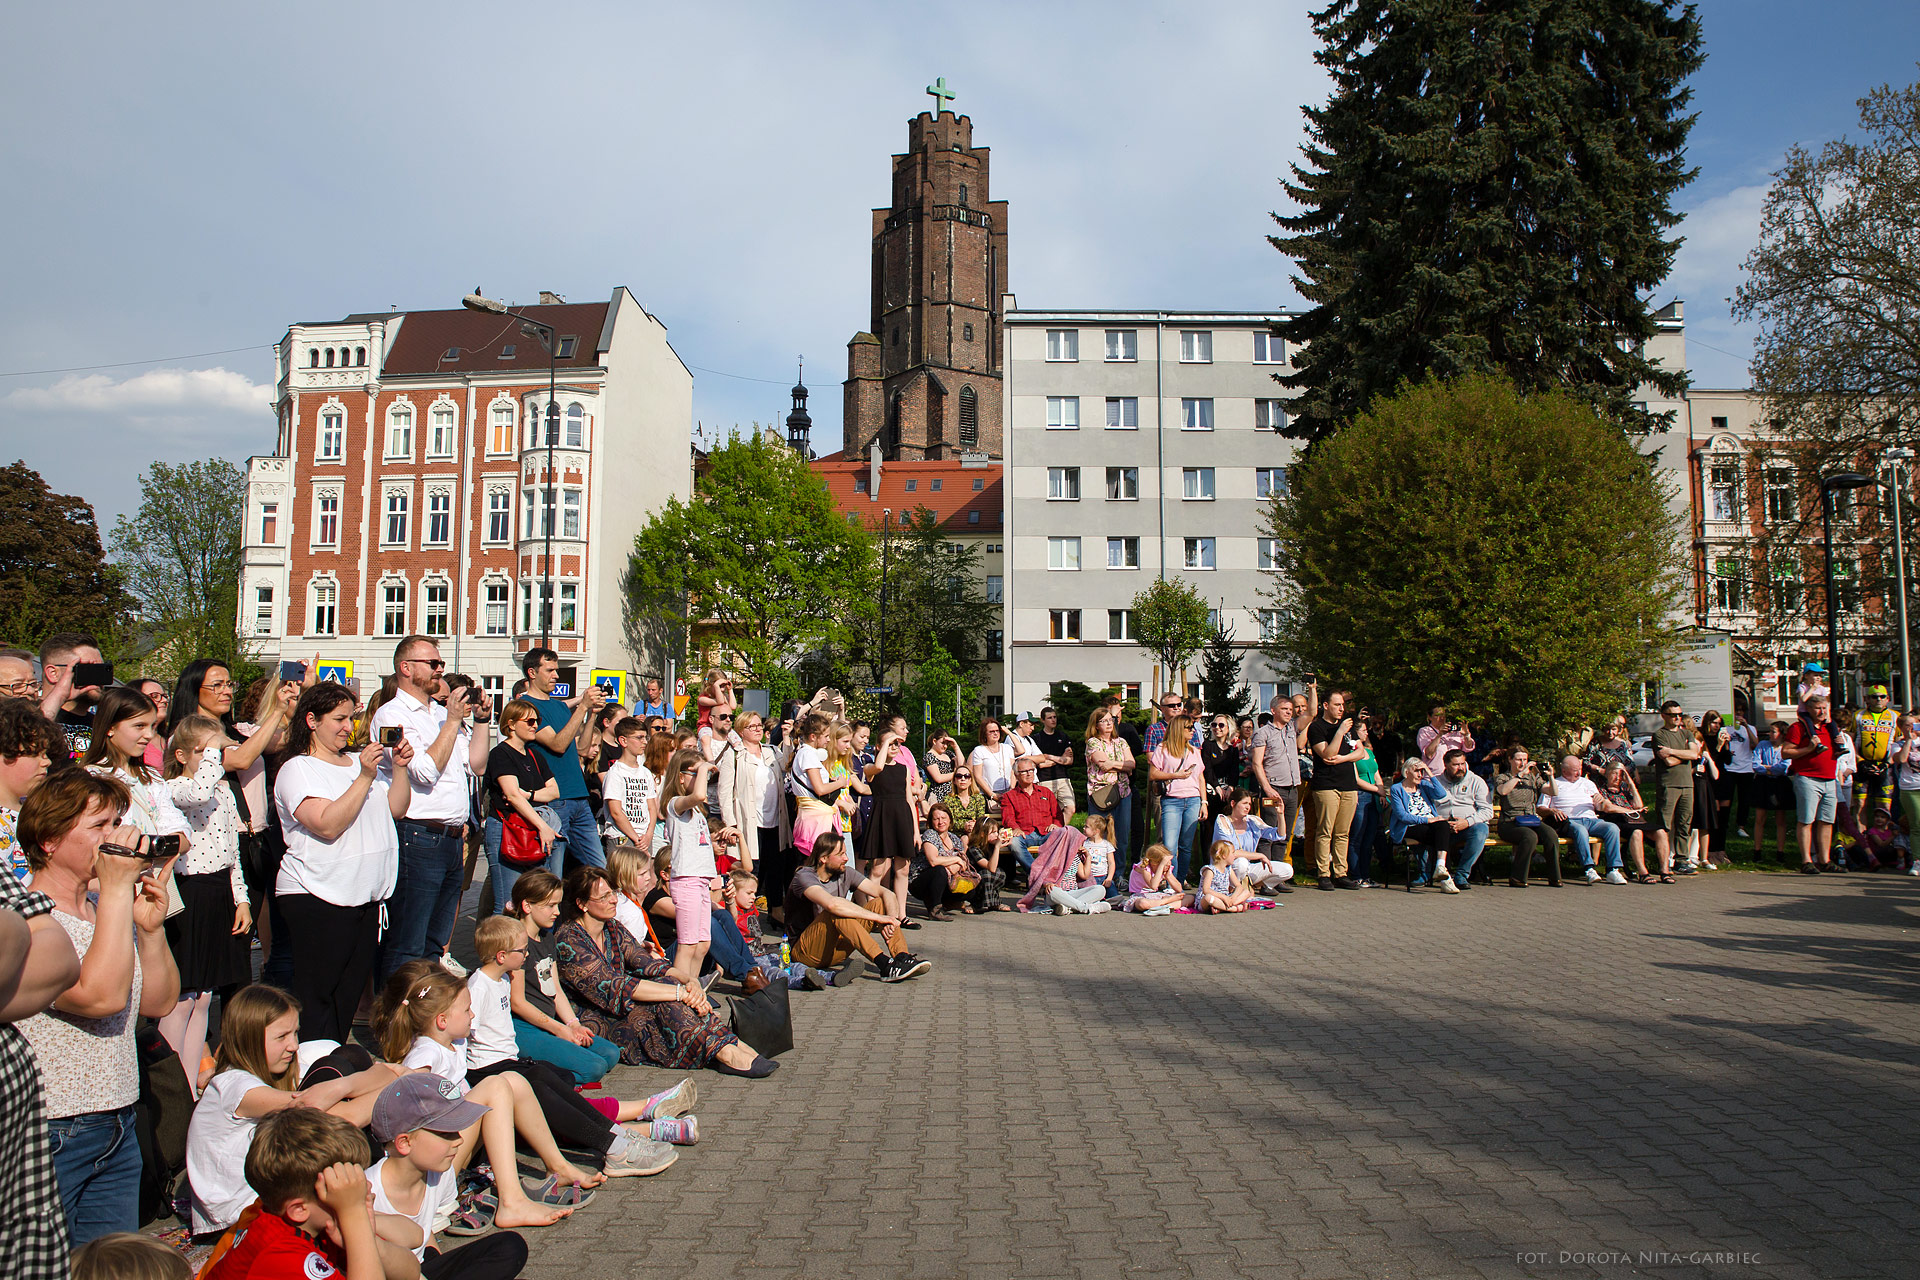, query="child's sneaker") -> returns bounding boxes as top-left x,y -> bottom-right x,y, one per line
638,1078 -> 697,1121
602,1137 -> 678,1177
647,1114 -> 699,1145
